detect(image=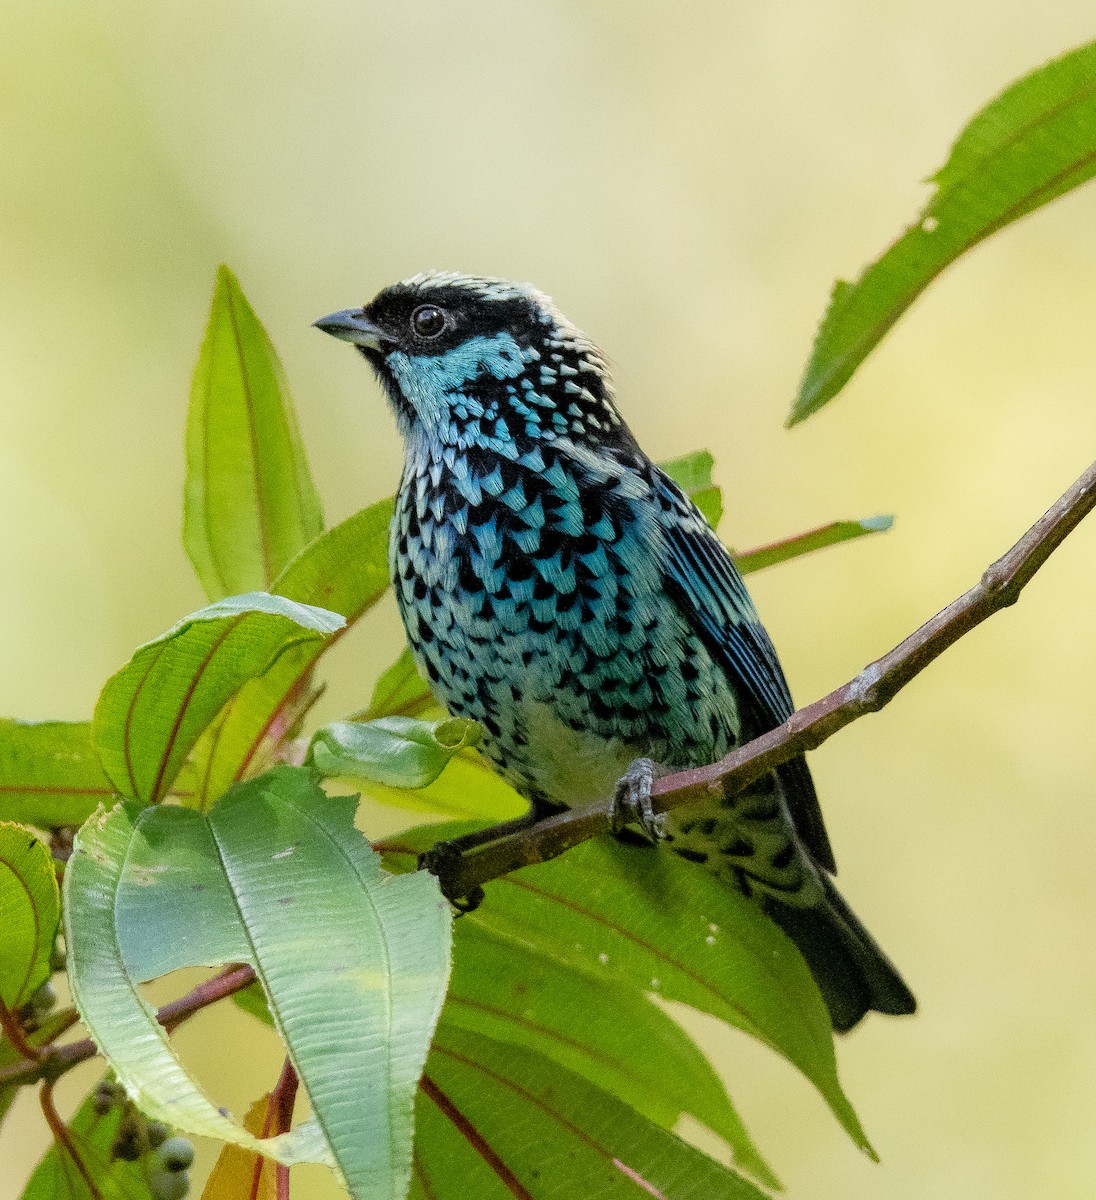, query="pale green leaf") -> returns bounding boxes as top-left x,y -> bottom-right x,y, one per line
92,593 -> 343,804
0,822 -> 60,1009
0,720 -> 114,828
64,766 -> 452,1199
791,40 -> 1096,422
733,515 -> 894,575
185,265 -> 324,599
310,717 -> 481,790
357,751 -> 527,822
